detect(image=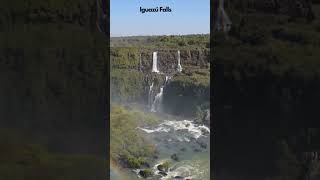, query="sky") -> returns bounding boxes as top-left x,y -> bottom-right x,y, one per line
110,0 -> 210,37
